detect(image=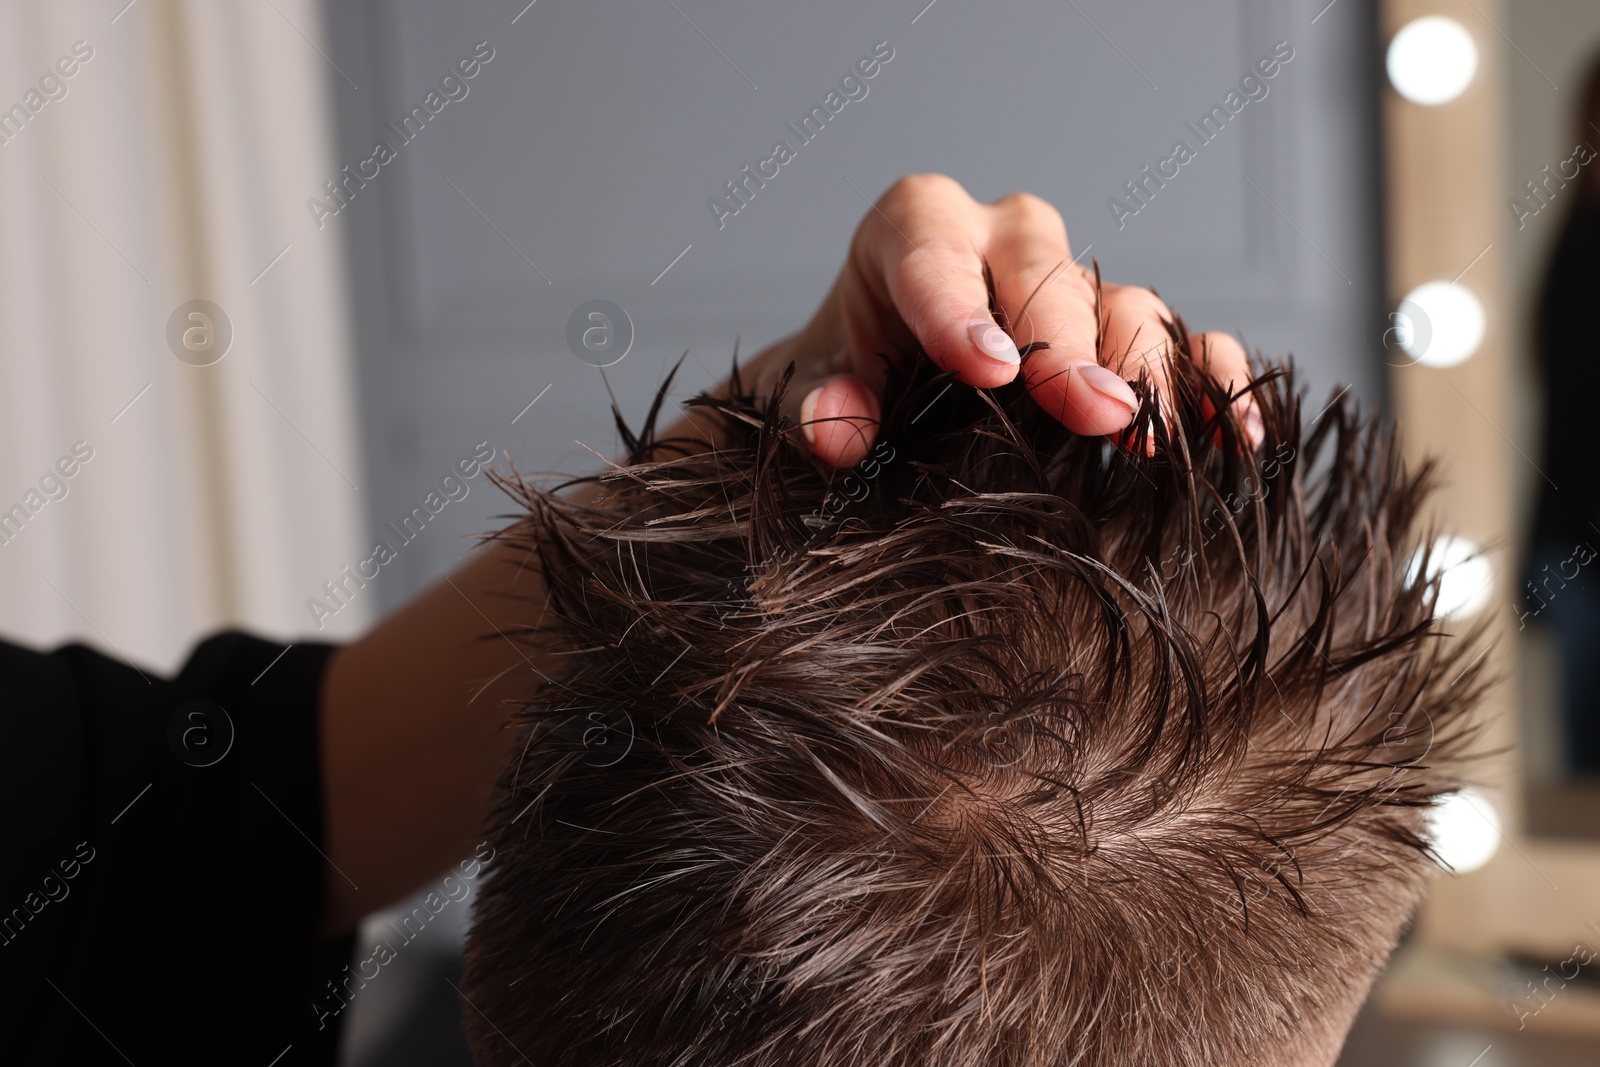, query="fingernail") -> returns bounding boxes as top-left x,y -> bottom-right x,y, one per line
1075,363 -> 1138,416
799,385 -> 821,446
968,320 -> 1021,365
1241,404 -> 1265,450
